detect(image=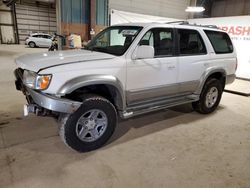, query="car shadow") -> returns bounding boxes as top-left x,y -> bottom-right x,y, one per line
105,104 -> 225,149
